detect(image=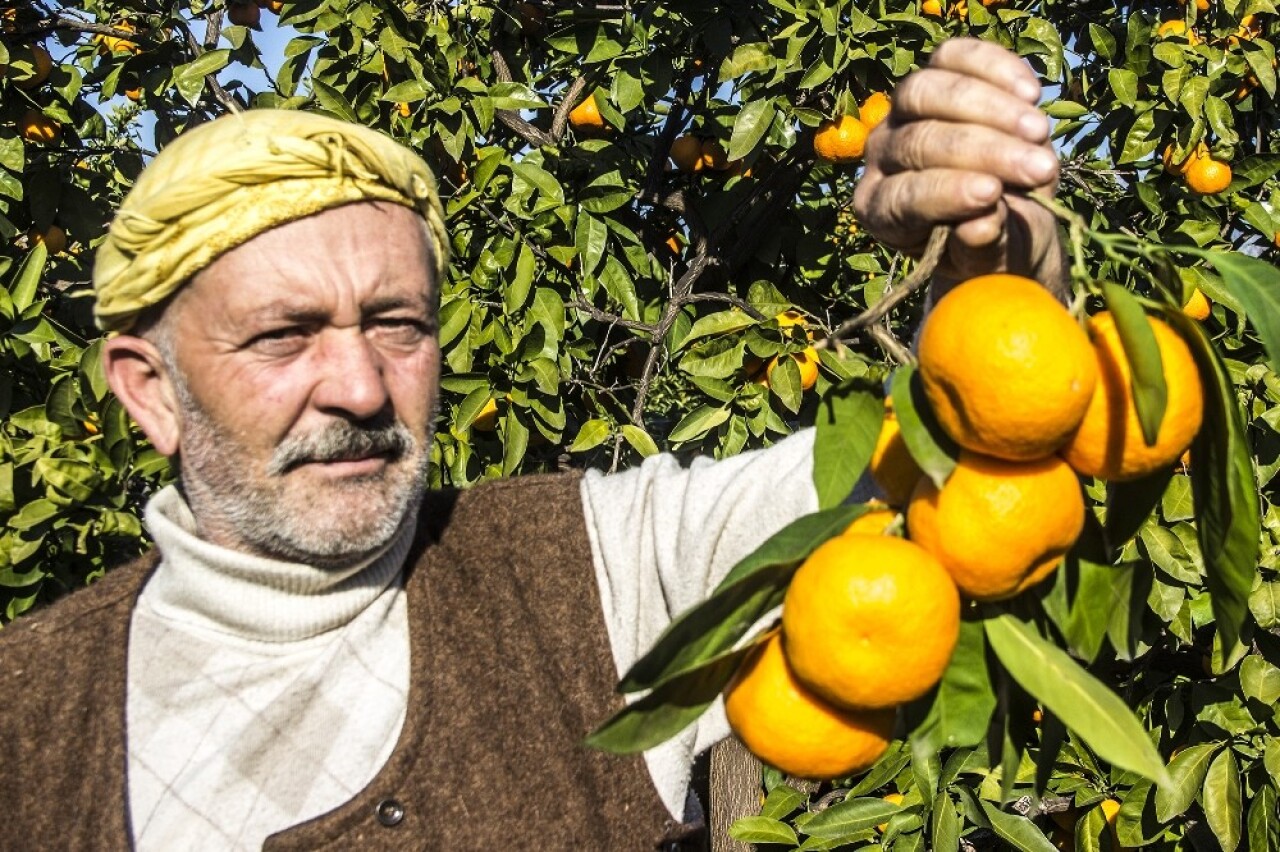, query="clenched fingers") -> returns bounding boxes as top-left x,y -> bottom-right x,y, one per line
868,119 -> 1057,190
854,167 -> 1003,252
